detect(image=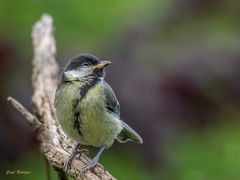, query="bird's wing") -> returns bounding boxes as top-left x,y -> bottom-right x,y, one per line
117,121 -> 143,144
103,81 -> 120,116
103,81 -> 143,144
